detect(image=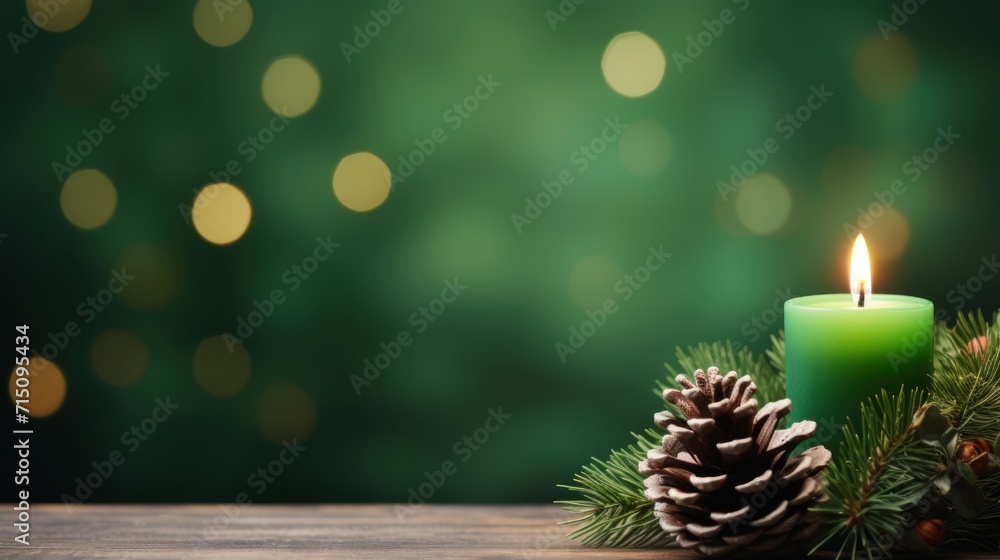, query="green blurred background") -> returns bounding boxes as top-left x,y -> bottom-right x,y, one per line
3,0 -> 999,504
